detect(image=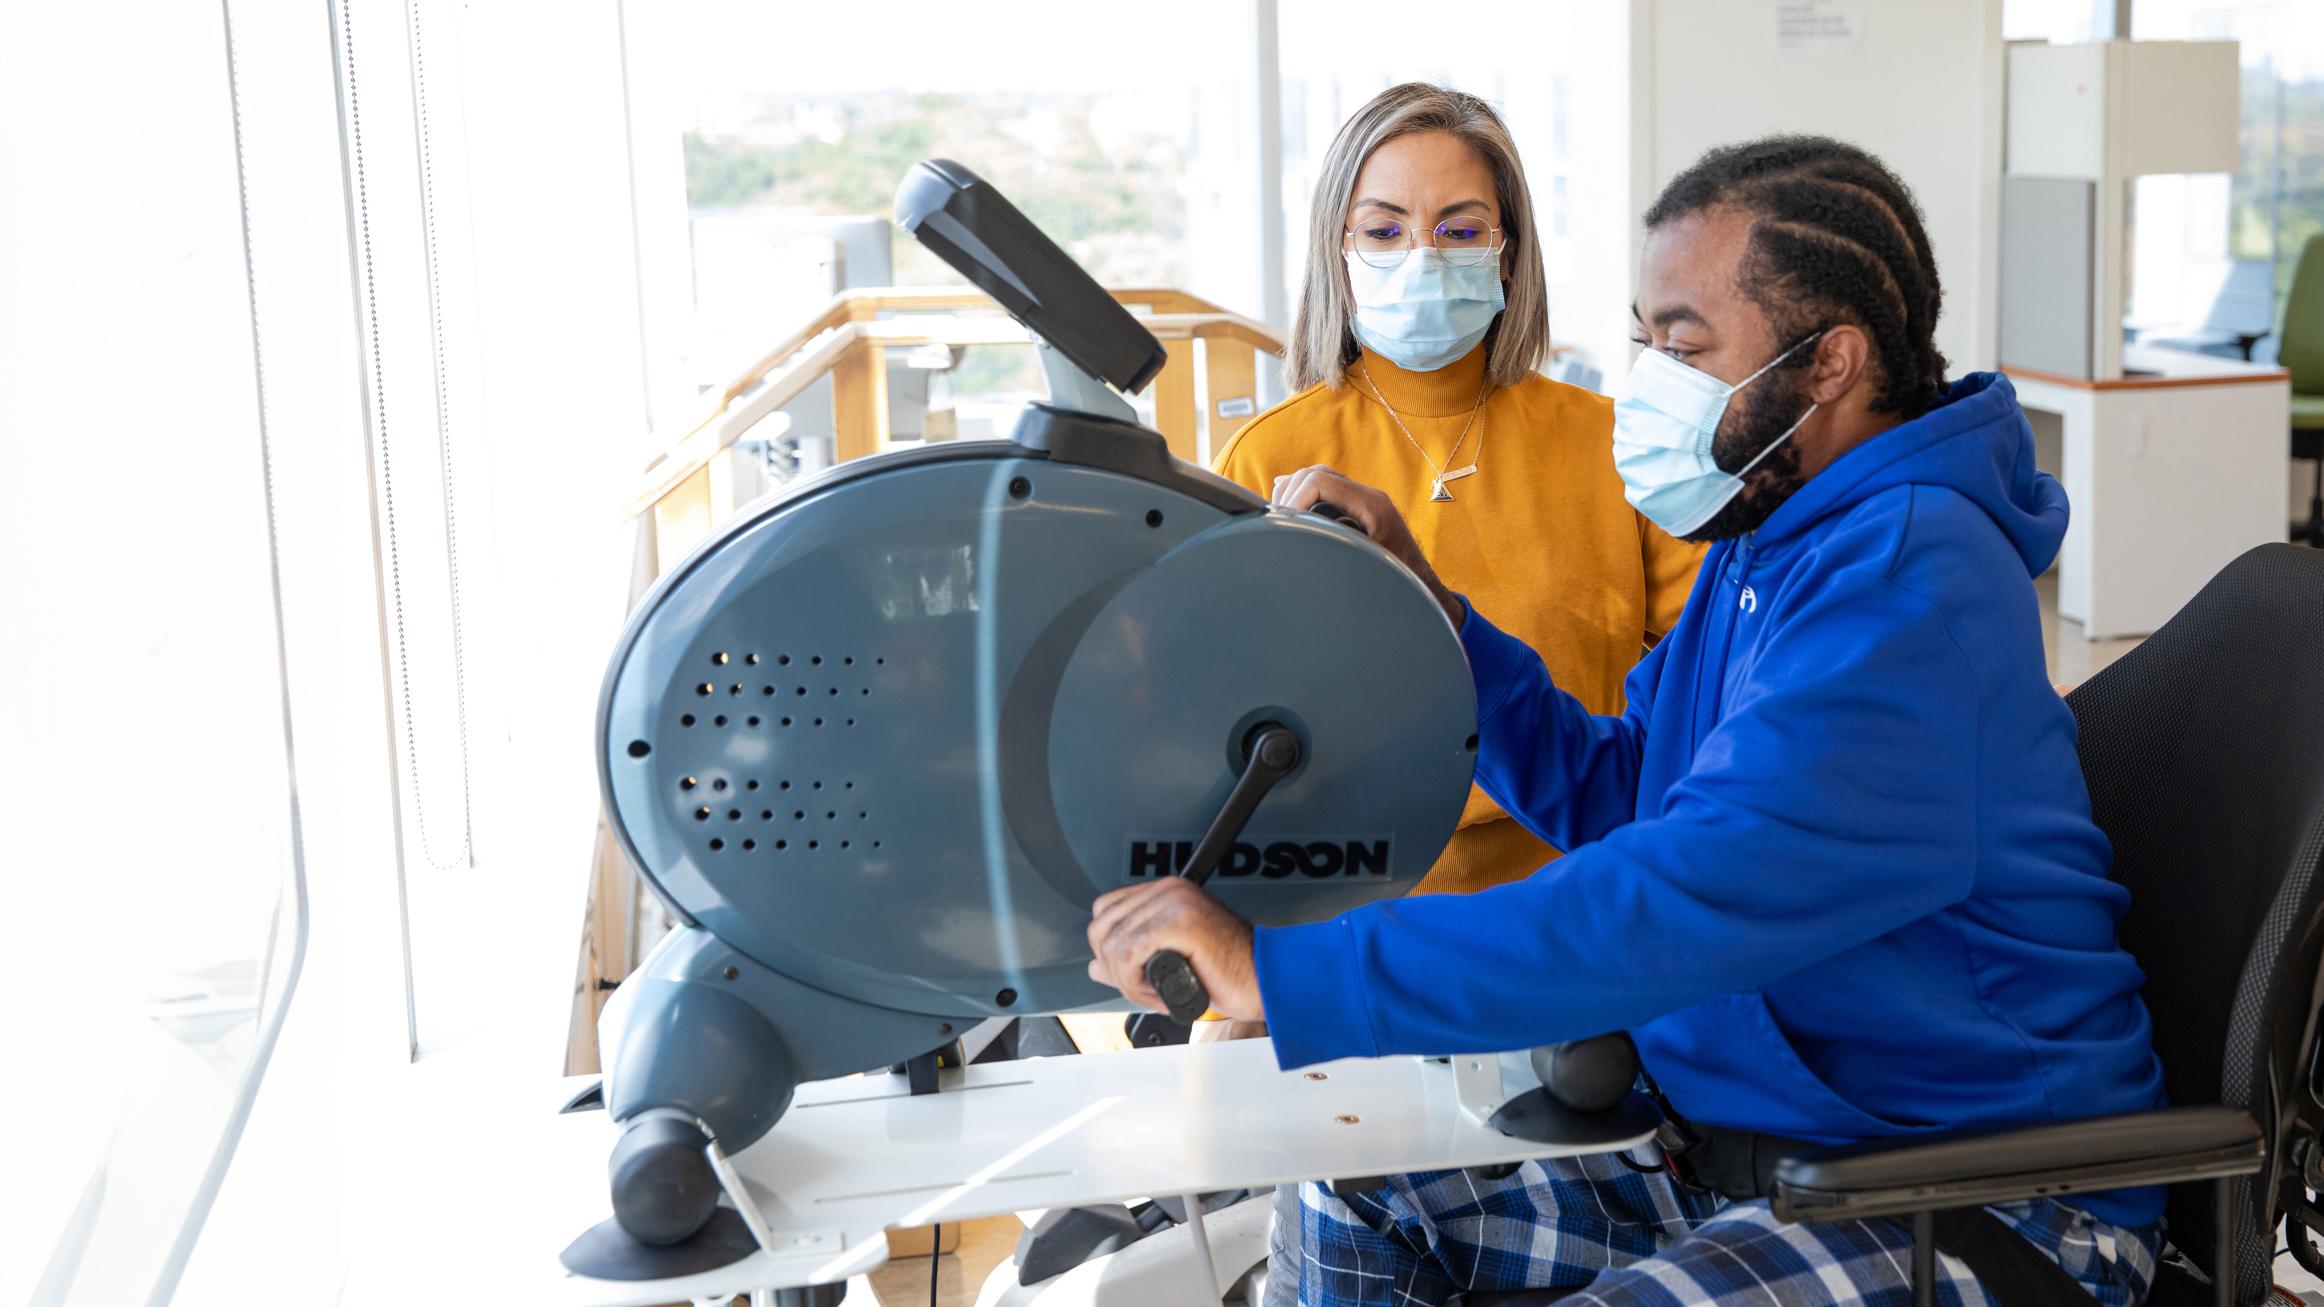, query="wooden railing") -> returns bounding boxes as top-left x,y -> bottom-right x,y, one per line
567,285 -> 1287,1073
625,286 -> 1282,578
